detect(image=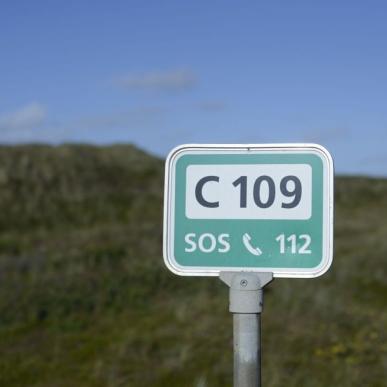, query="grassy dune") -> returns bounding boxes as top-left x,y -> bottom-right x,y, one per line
0,145 -> 386,386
